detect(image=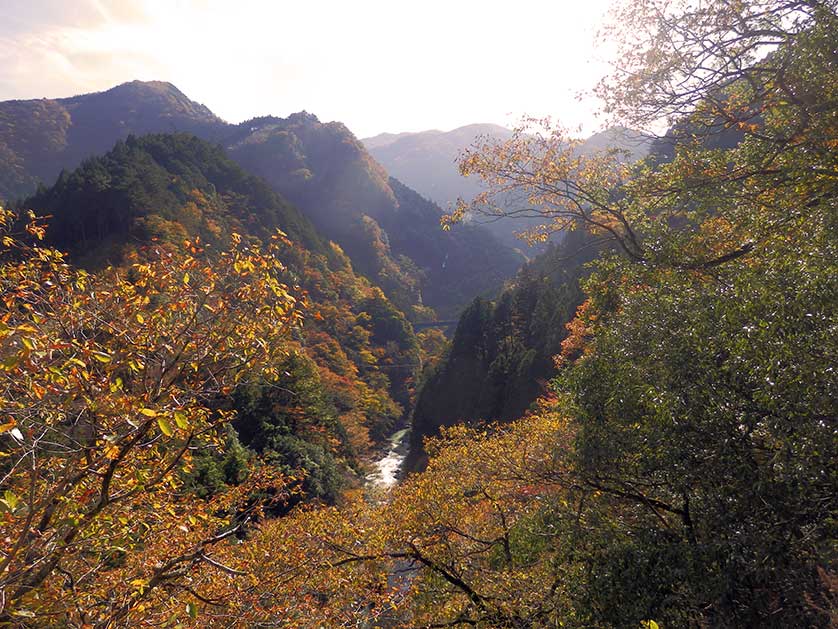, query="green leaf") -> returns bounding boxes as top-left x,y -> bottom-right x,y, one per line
187,602 -> 198,619
0,489 -> 20,513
